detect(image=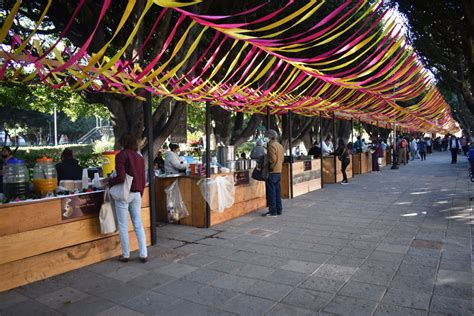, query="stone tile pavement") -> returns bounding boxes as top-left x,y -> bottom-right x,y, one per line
1,152 -> 473,315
